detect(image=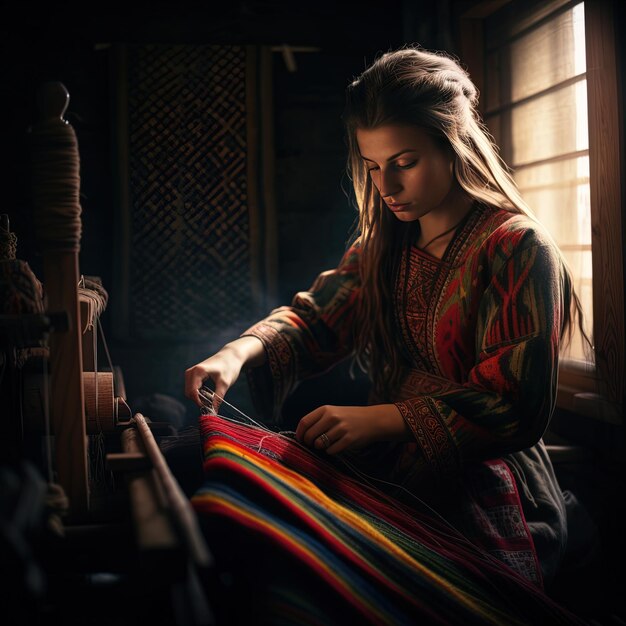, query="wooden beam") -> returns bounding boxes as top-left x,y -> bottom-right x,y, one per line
133,414 -> 212,568
121,427 -> 179,553
585,0 -> 625,414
